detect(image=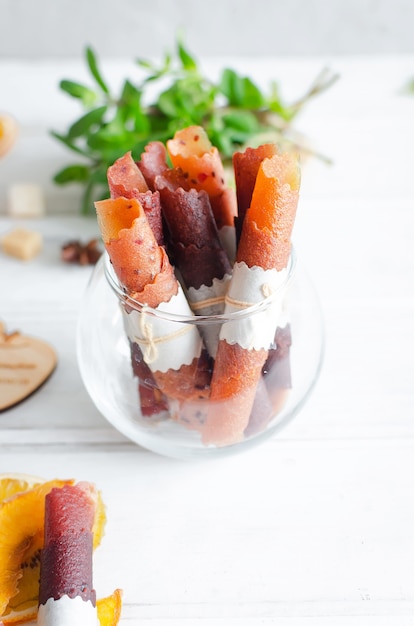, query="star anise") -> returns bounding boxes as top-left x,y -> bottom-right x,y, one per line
61,238 -> 102,265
